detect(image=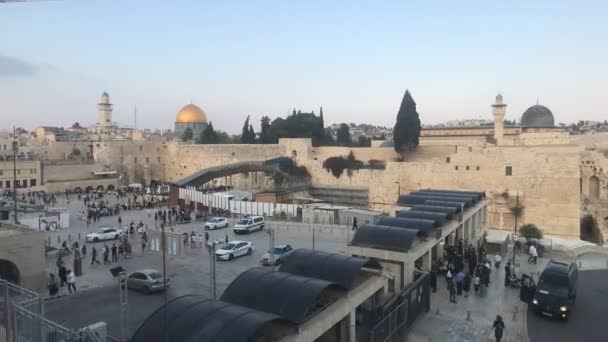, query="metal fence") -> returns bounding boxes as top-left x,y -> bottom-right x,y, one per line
1,279 -> 107,342
369,272 -> 431,342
